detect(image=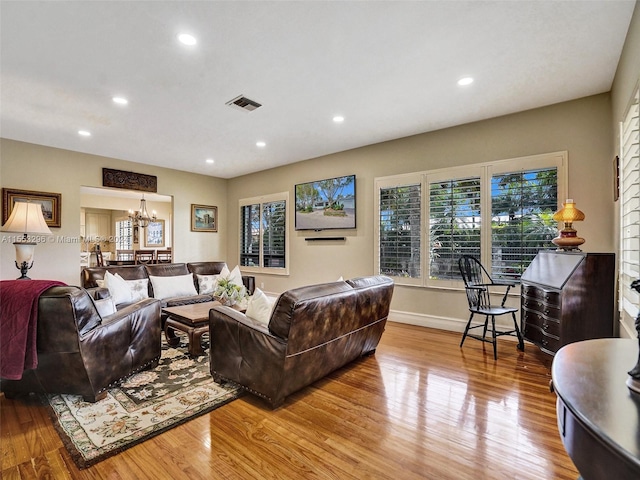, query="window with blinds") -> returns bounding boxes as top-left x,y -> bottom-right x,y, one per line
239,192 -> 289,273
375,152 -> 566,287
262,200 -> 286,268
619,86 -> 640,338
429,177 -> 481,280
491,168 -> 557,281
240,204 -> 260,267
115,219 -> 132,250
379,183 -> 421,278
